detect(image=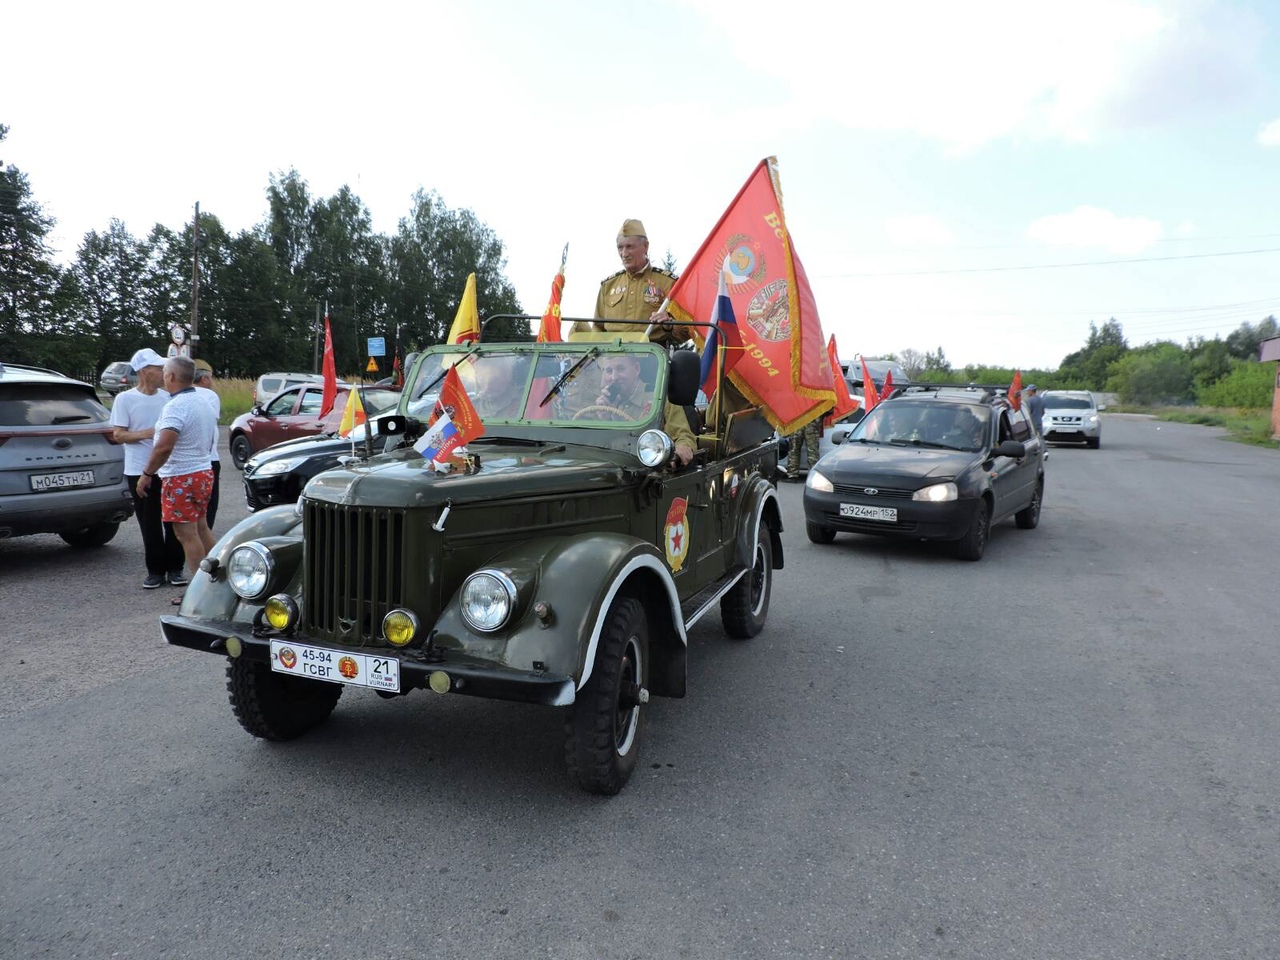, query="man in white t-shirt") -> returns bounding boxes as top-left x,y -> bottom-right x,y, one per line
193,360 -> 222,529
136,356 -> 218,597
110,348 -> 185,589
